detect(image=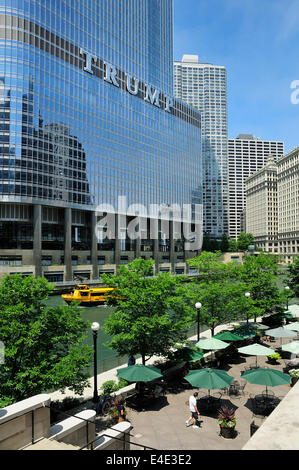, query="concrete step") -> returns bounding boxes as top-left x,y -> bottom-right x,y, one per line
23,438 -> 80,450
